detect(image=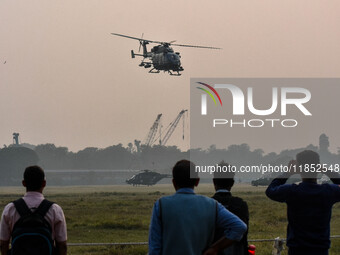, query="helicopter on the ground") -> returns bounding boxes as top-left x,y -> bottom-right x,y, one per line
111,33 -> 221,76
126,170 -> 171,186
251,175 -> 301,187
